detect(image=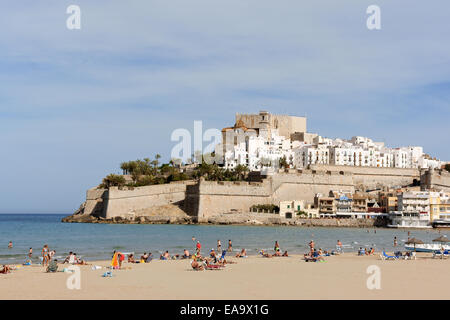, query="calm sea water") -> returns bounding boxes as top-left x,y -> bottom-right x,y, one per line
0,214 -> 447,264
